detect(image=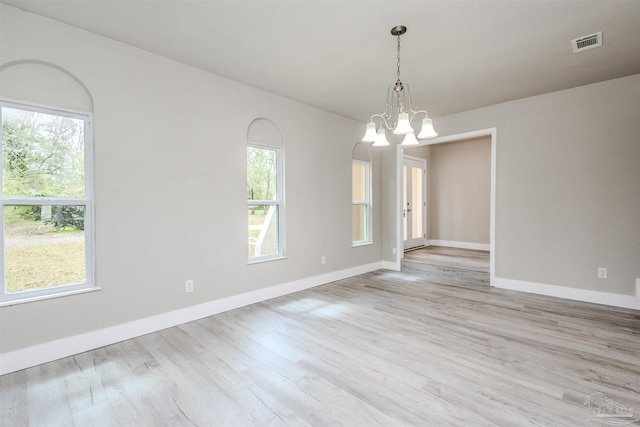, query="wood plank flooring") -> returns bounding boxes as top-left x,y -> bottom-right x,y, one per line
2,269 -> 639,426
403,246 -> 490,286
404,246 -> 490,272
